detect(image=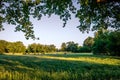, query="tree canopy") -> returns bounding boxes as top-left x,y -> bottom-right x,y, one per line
0,40 -> 26,54
0,0 -> 120,39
